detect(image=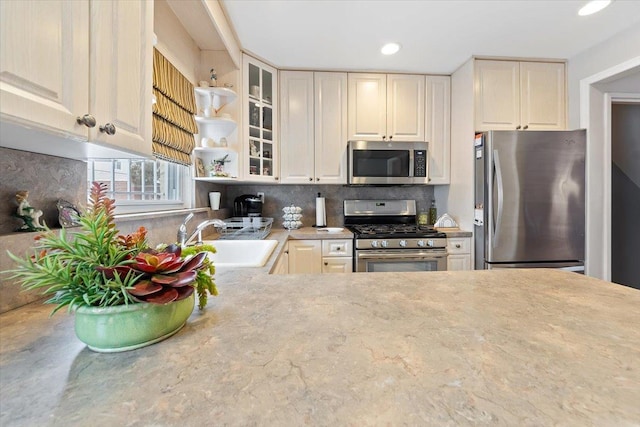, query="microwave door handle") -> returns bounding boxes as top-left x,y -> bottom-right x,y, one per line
492,149 -> 504,247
